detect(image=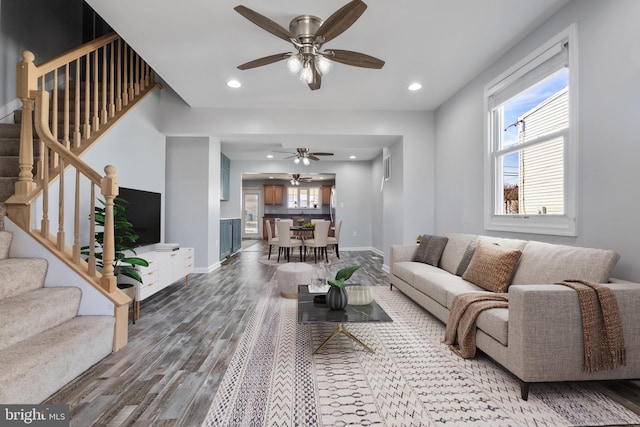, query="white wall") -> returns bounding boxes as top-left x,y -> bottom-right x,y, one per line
165,136 -> 221,272
434,0 -> 640,280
